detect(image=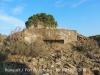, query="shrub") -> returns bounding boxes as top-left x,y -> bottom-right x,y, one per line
5,26 -> 25,45
29,42 -> 49,57
9,41 -> 30,56
1,41 -> 49,57
25,12 -> 58,28
0,53 -> 7,63
88,35 -> 100,46
75,44 -> 99,52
